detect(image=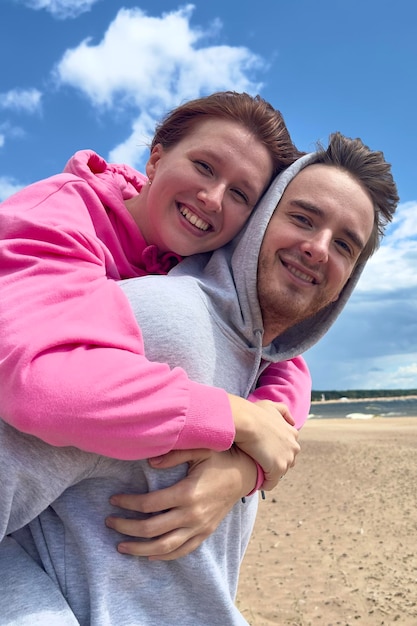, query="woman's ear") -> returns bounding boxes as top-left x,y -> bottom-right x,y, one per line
146,144 -> 164,181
